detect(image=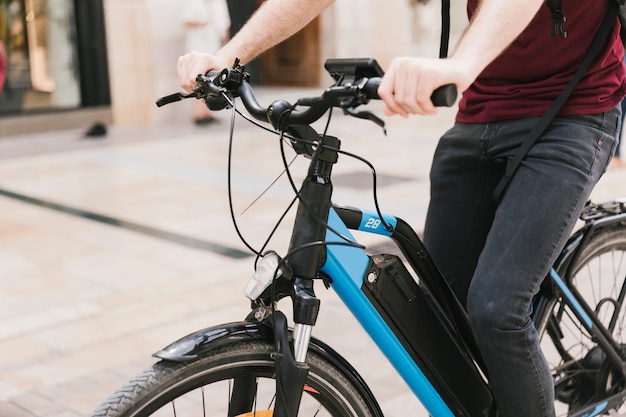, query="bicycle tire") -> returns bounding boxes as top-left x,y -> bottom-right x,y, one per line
89,340 -> 378,417
539,224 -> 626,416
